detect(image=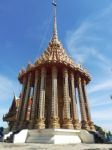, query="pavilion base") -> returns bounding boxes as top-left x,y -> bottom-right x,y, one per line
13,129 -> 95,144
26,129 -> 81,144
